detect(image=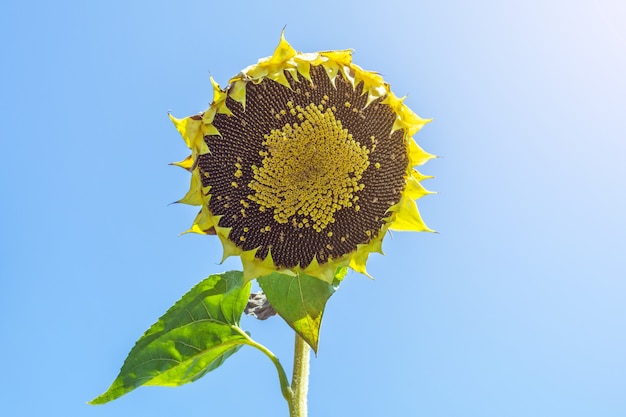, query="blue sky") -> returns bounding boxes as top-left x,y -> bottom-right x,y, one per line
2,0 -> 626,416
